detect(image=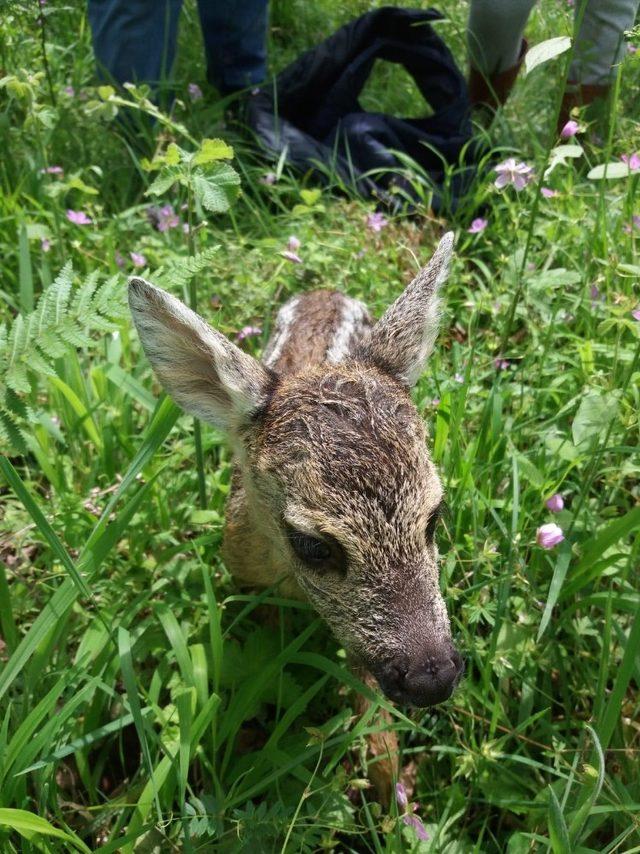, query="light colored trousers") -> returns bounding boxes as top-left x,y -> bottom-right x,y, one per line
468,0 -> 639,83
